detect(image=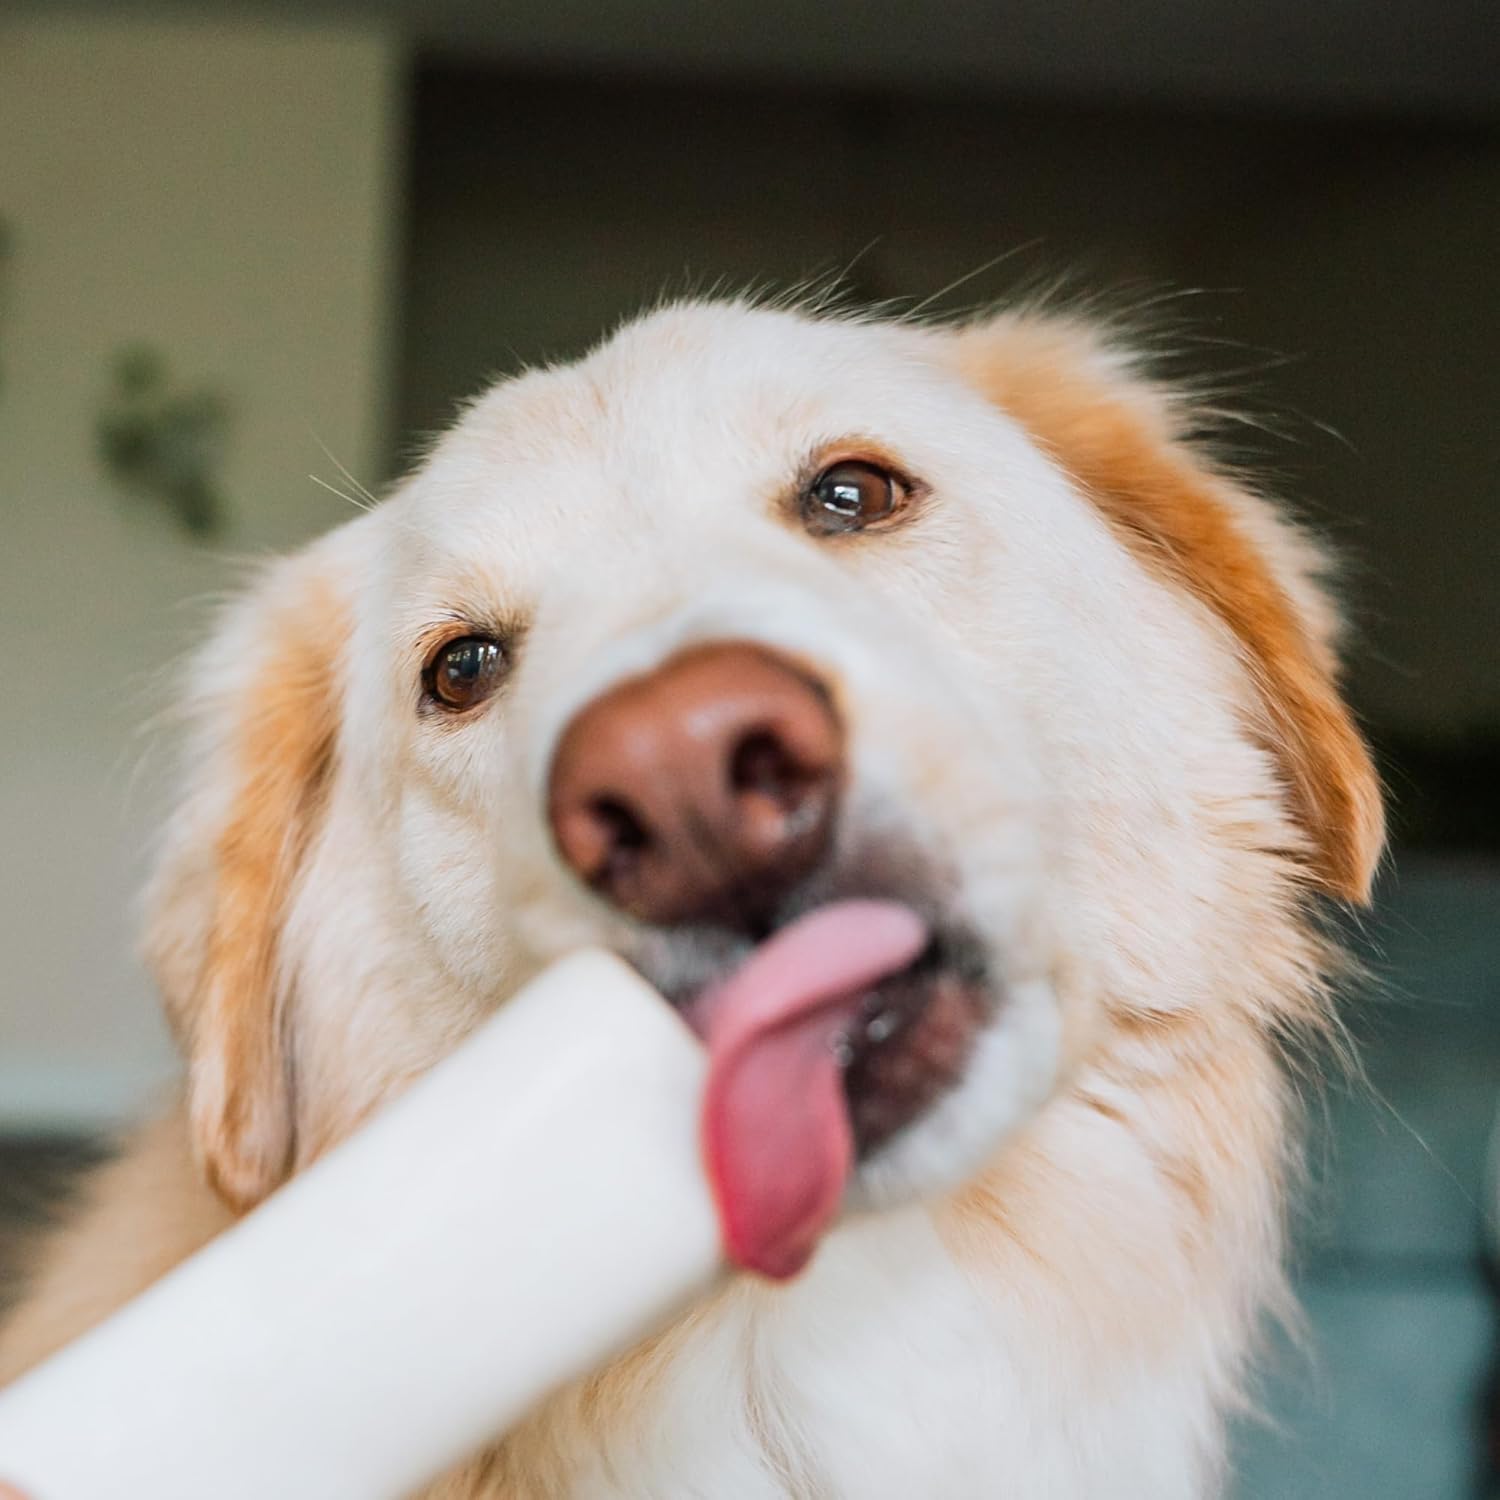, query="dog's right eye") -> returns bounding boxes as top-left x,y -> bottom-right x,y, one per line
424,635 -> 508,713
801,459 -> 912,536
